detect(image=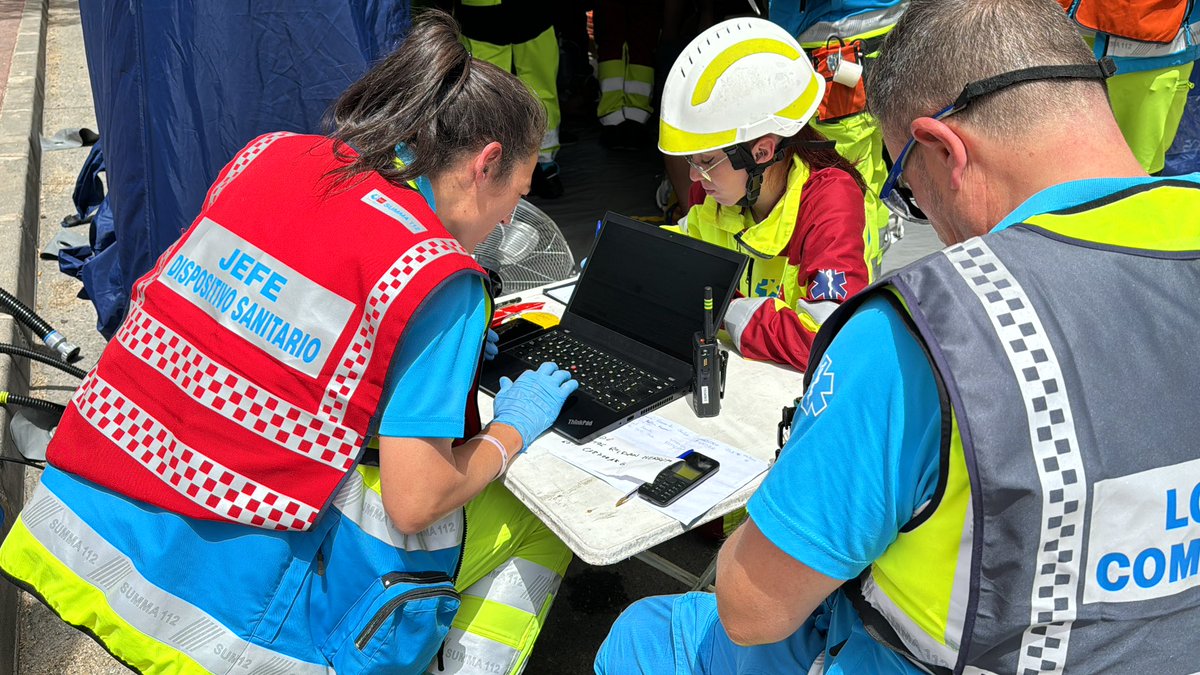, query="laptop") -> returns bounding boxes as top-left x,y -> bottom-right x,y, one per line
480,212 -> 747,444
